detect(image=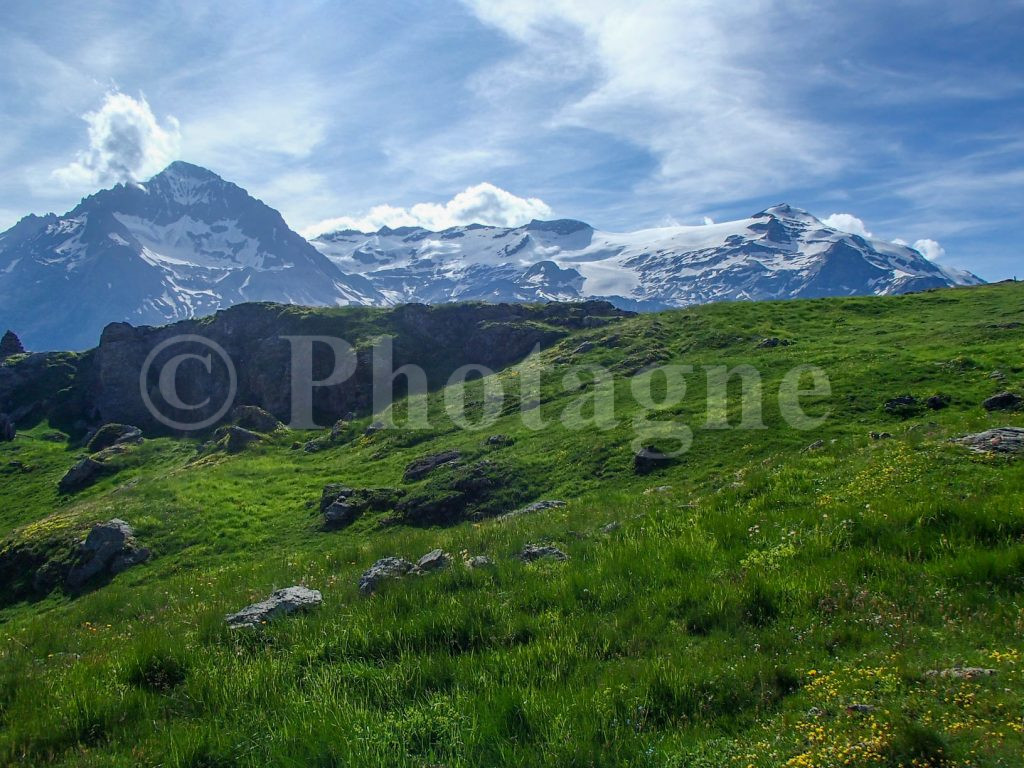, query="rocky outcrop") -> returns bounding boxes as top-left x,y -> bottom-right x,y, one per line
0,414 -> 13,442
403,451 -> 462,482
225,586 -> 322,629
952,427 -> 1024,455
884,395 -> 919,415
359,557 -> 416,595
0,330 -> 24,360
65,519 -> 150,590
319,485 -> 402,529
634,446 -> 677,475
215,426 -> 263,453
